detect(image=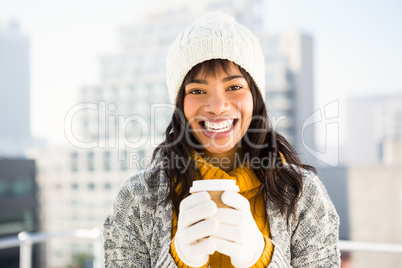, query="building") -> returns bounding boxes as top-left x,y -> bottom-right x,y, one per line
347,139 -> 402,267
260,32 -> 315,163
0,158 -> 39,268
30,146 -> 136,267
346,94 -> 402,165
0,21 -> 31,157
